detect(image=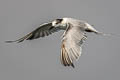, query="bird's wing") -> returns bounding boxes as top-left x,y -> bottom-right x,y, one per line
60,23 -> 87,68
6,22 -> 61,43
